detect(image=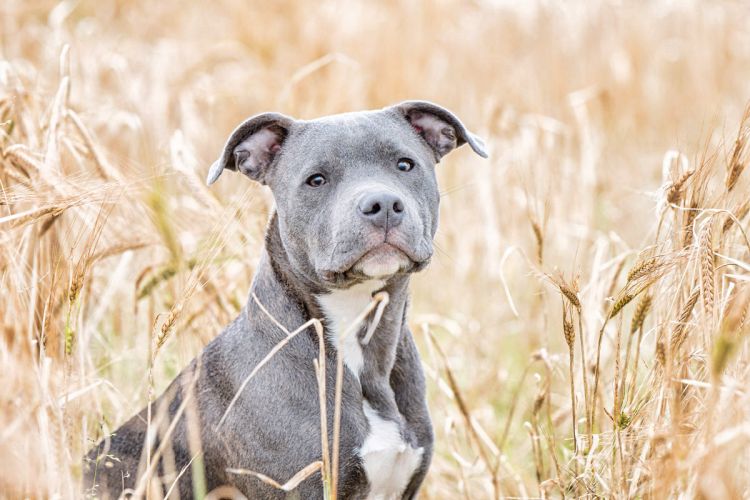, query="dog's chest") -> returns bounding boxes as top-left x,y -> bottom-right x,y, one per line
316,280 -> 382,380
360,402 -> 424,499
316,281 -> 423,499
